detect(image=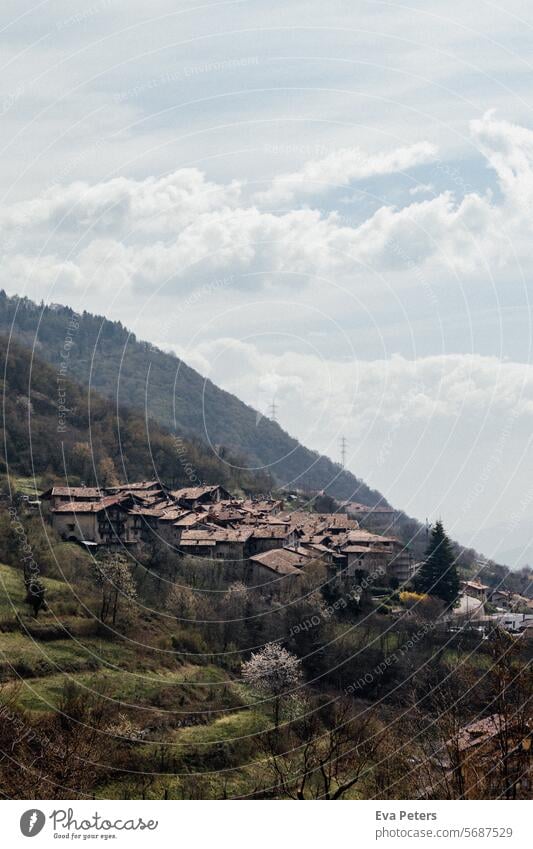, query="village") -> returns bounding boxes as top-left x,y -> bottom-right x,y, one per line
37,481 -> 533,630
40,481 -> 413,589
